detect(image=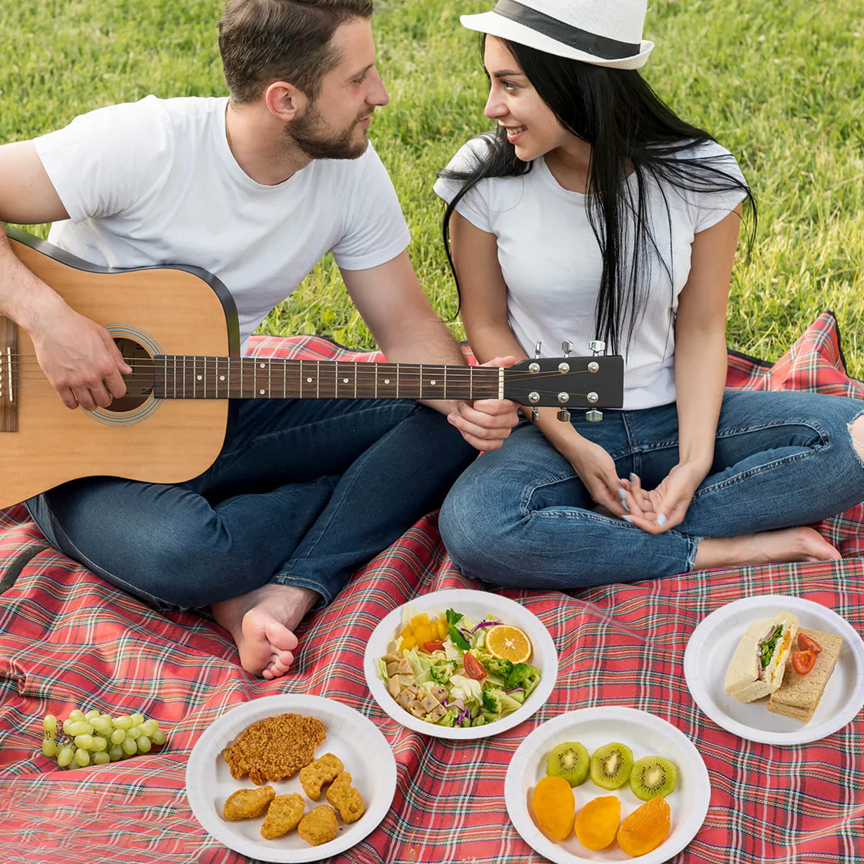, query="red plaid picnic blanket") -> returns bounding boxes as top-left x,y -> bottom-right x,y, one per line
0,311 -> 862,864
